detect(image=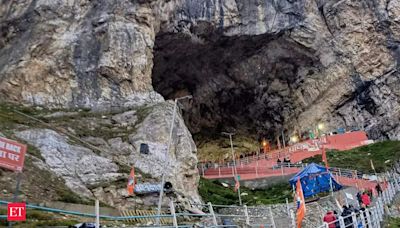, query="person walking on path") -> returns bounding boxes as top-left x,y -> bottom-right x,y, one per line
361,191 -> 371,207
375,183 -> 383,196
323,211 -> 337,228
